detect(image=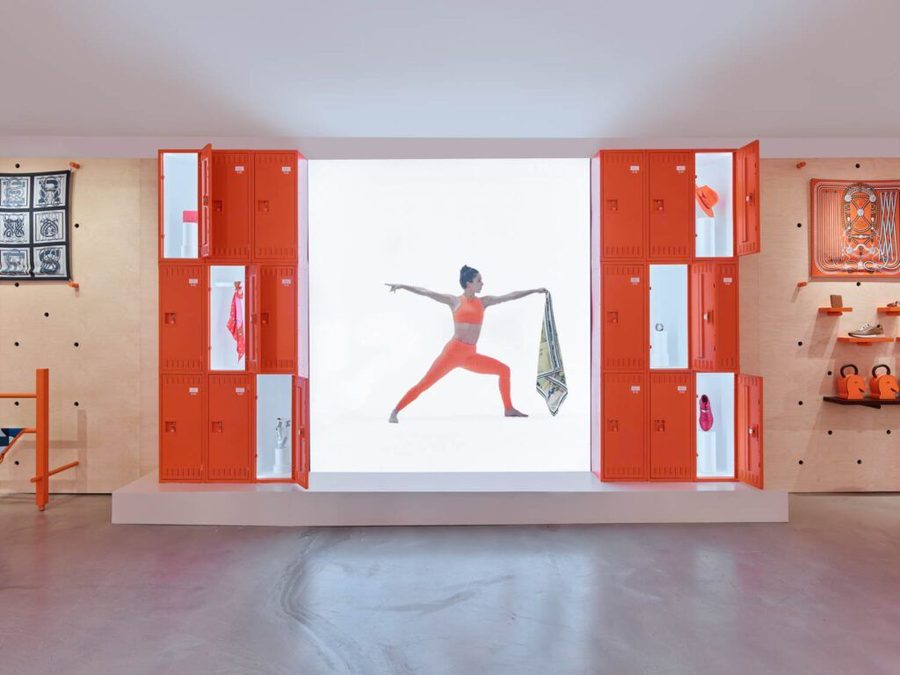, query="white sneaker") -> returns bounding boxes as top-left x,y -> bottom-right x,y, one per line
848,323 -> 884,337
